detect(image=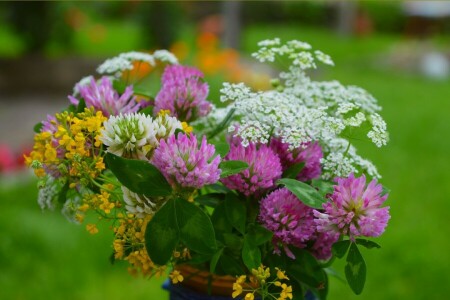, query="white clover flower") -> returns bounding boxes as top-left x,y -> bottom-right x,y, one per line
101,113 -> 155,160
153,49 -> 178,64
119,51 -> 155,66
122,187 -> 165,218
314,50 -> 334,66
151,114 -> 183,146
97,57 -> 134,77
